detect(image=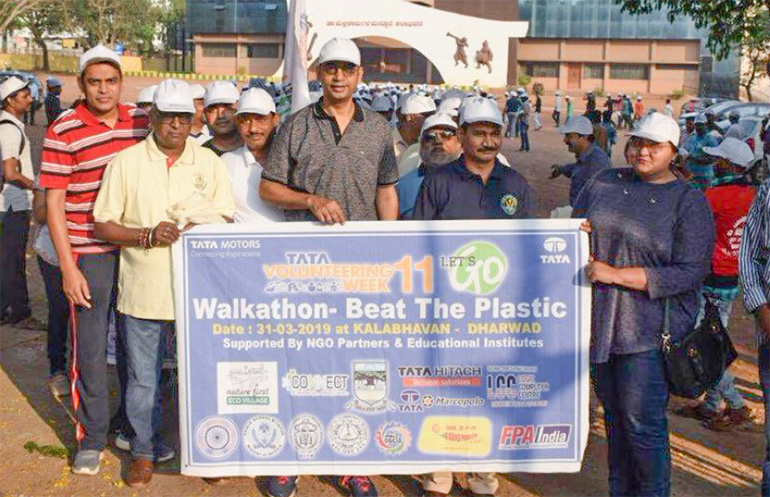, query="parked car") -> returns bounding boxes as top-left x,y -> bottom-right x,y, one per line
679,97 -> 730,116
724,116 -> 768,184
678,99 -> 741,127
713,103 -> 770,130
